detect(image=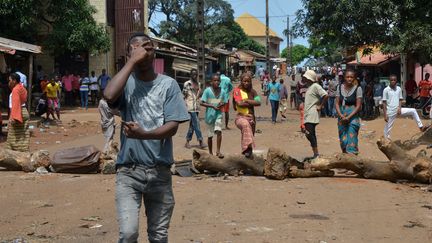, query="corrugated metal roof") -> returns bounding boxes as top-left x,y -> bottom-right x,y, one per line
348,50 -> 399,66
235,13 -> 282,40
0,37 -> 42,54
